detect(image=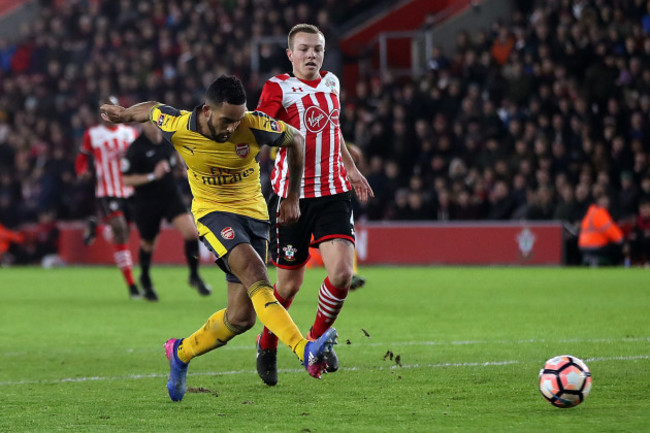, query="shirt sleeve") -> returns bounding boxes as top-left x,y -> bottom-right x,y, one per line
248,111 -> 292,148
149,104 -> 187,145
256,81 -> 283,118
74,130 -> 92,175
603,217 -> 624,243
